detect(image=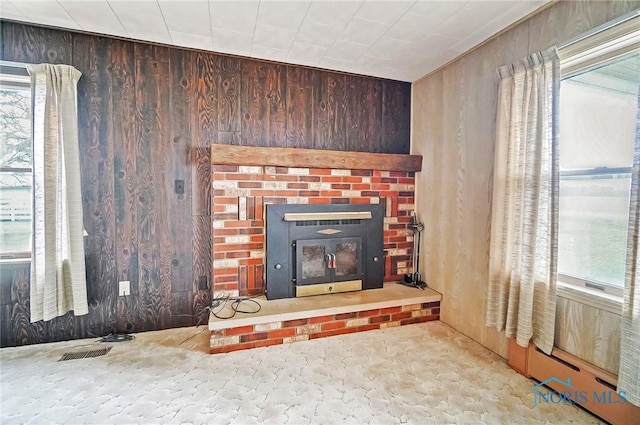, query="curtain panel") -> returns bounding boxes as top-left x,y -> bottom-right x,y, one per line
486,47 -> 560,355
27,64 -> 88,322
618,88 -> 640,407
